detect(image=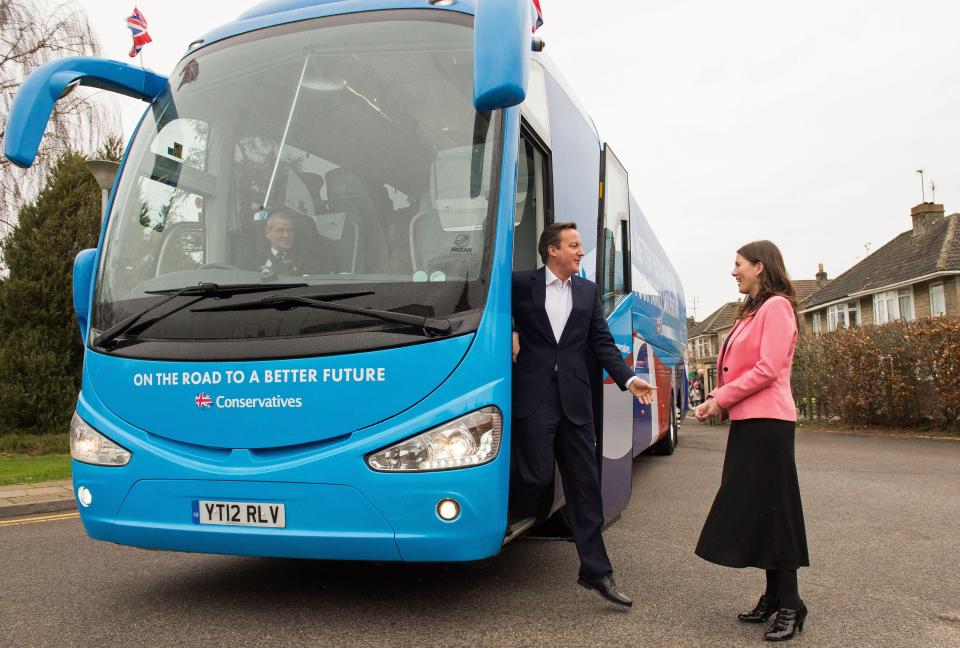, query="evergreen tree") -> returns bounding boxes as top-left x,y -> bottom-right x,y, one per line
0,140 -> 121,435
